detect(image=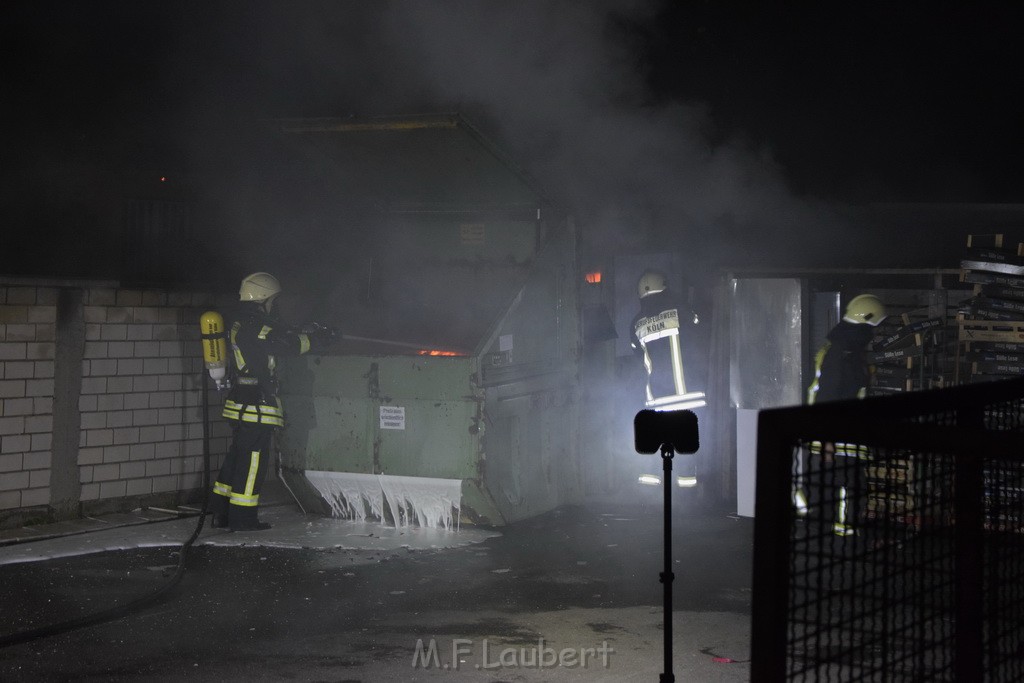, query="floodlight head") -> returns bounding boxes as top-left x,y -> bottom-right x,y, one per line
634,409 -> 699,454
